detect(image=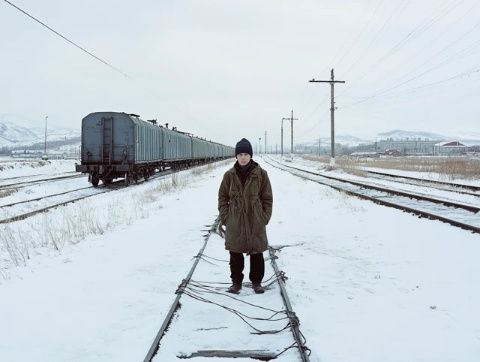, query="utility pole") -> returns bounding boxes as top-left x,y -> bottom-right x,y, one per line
282,111 -> 297,156
264,131 -> 267,155
290,110 -> 298,155
44,115 -> 48,158
258,137 -> 262,154
281,117 -> 288,157
309,69 -> 345,166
